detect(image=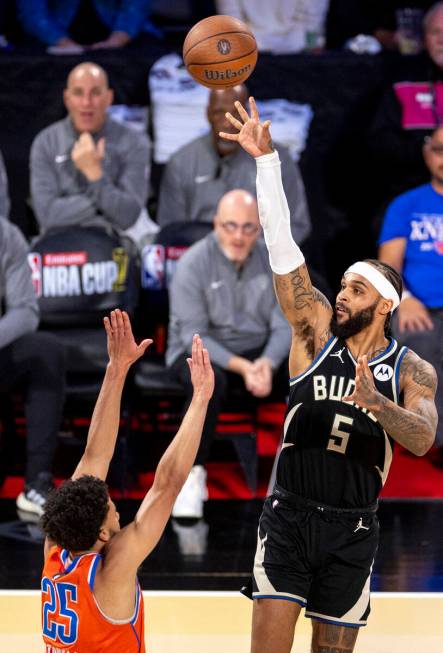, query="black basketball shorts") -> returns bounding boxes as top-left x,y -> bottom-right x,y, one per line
244,485 -> 379,628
